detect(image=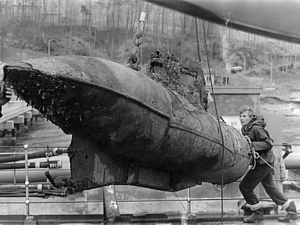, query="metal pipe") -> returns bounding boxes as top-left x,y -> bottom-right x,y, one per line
0,183 -> 53,190
0,155 -> 70,184
0,148 -> 66,163
284,153 -> 300,169
0,160 -> 62,169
